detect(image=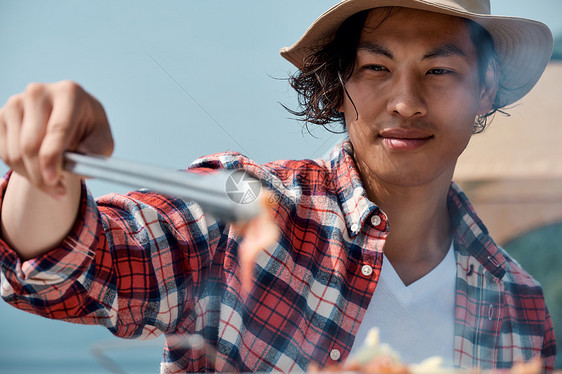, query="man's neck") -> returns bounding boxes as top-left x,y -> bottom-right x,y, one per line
360,170 -> 454,286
